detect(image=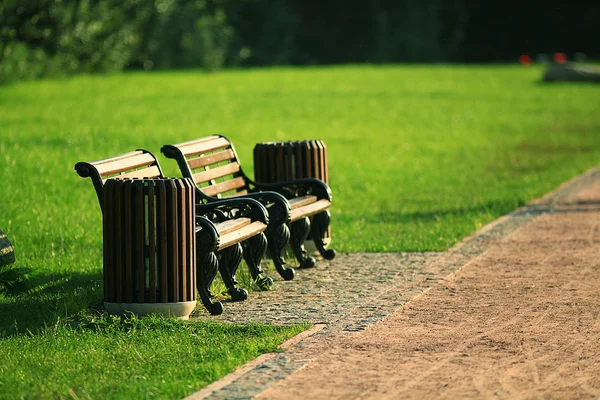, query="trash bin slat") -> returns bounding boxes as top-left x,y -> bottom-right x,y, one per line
148,180 -> 157,303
